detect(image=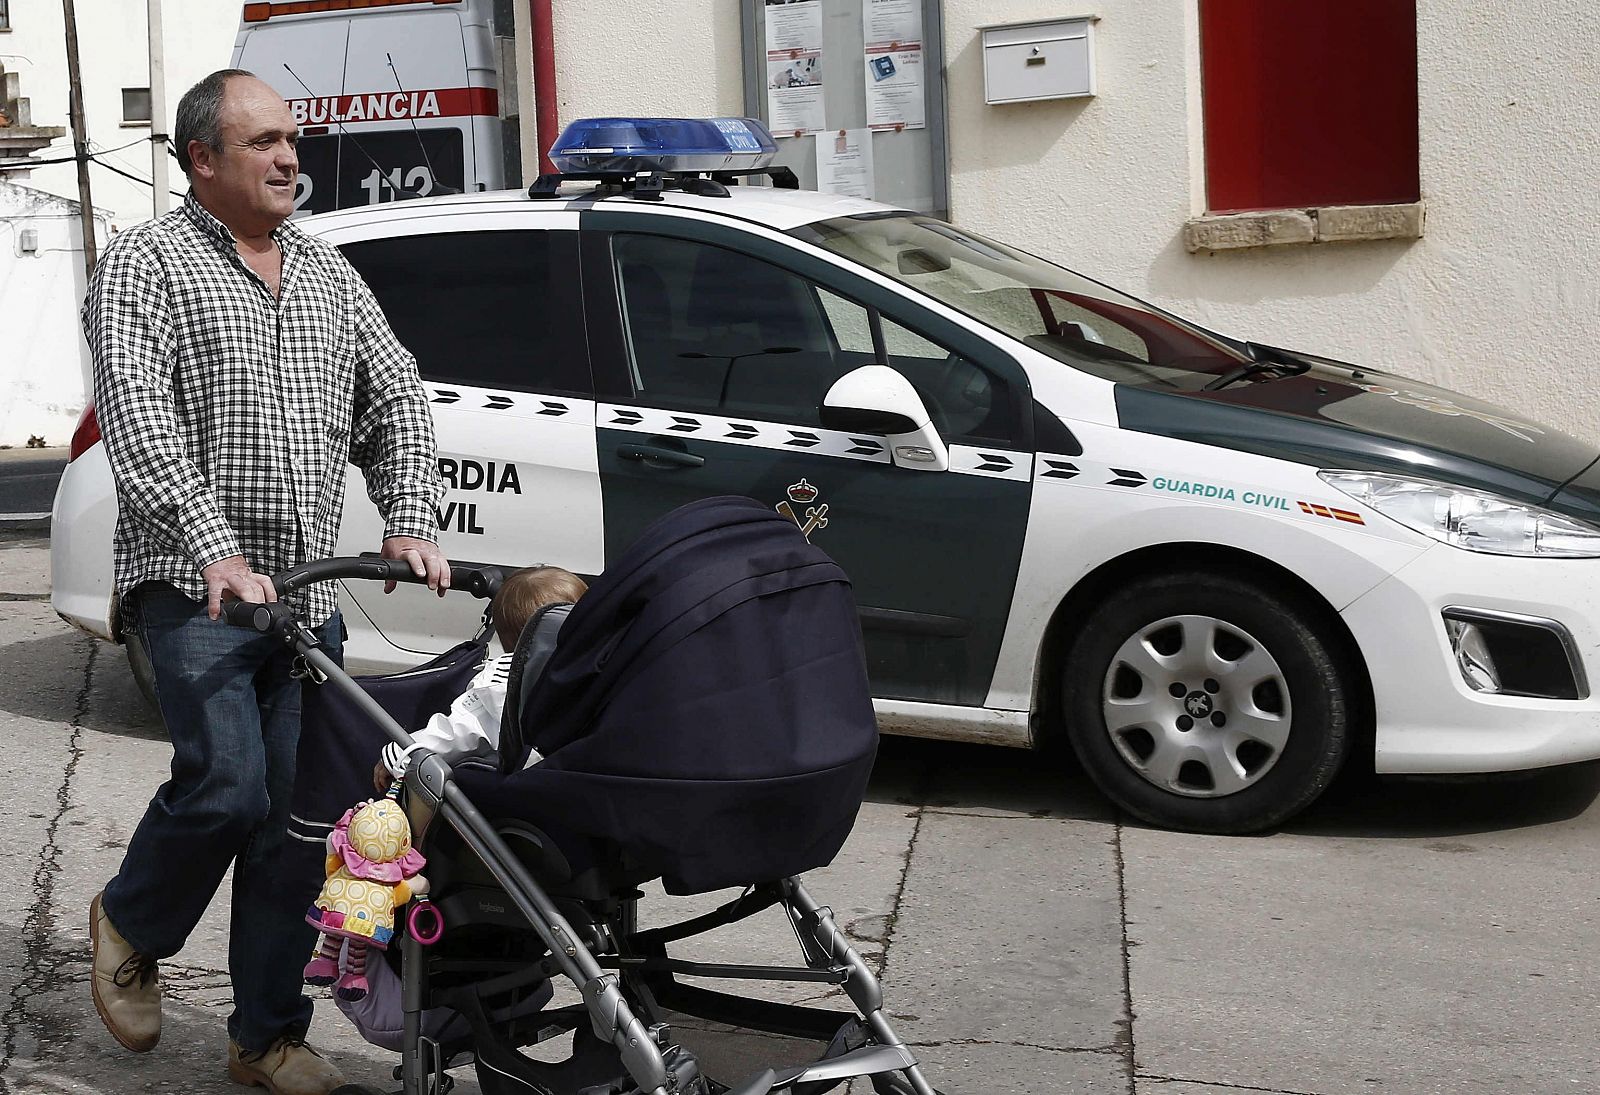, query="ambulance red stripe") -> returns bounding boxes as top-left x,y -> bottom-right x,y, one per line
287,87 -> 498,126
